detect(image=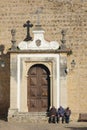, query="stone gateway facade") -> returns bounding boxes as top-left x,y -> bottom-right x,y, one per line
8,25 -> 70,122
0,0 -> 87,122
